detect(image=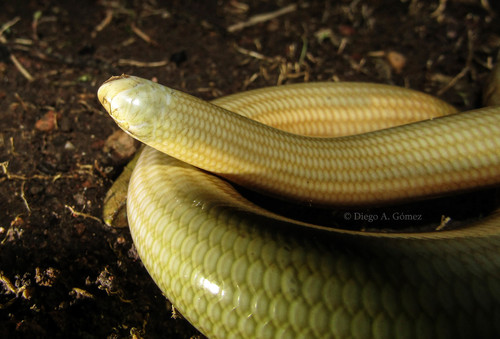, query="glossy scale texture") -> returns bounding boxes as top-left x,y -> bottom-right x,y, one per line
98,75 -> 500,338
